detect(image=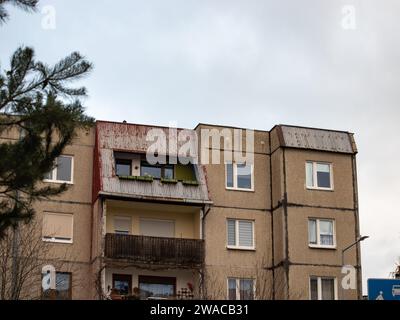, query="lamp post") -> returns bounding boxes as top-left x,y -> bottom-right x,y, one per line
341,235 -> 369,266
340,235 -> 369,300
